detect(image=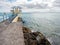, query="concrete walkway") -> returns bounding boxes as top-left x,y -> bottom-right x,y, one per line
0,20 -> 10,33
0,22 -> 25,45
0,15 -> 25,45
